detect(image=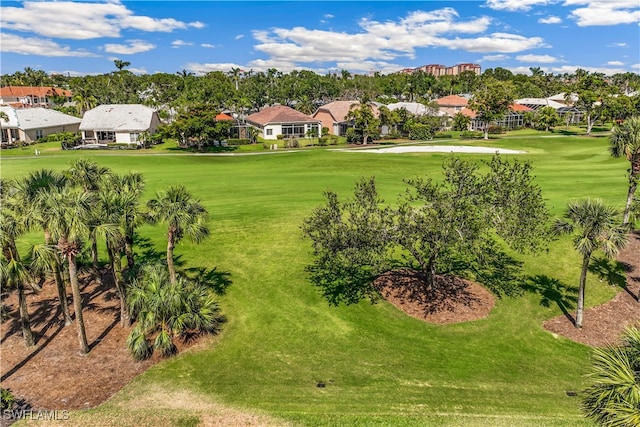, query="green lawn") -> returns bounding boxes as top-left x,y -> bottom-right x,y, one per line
2,134 -> 627,426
